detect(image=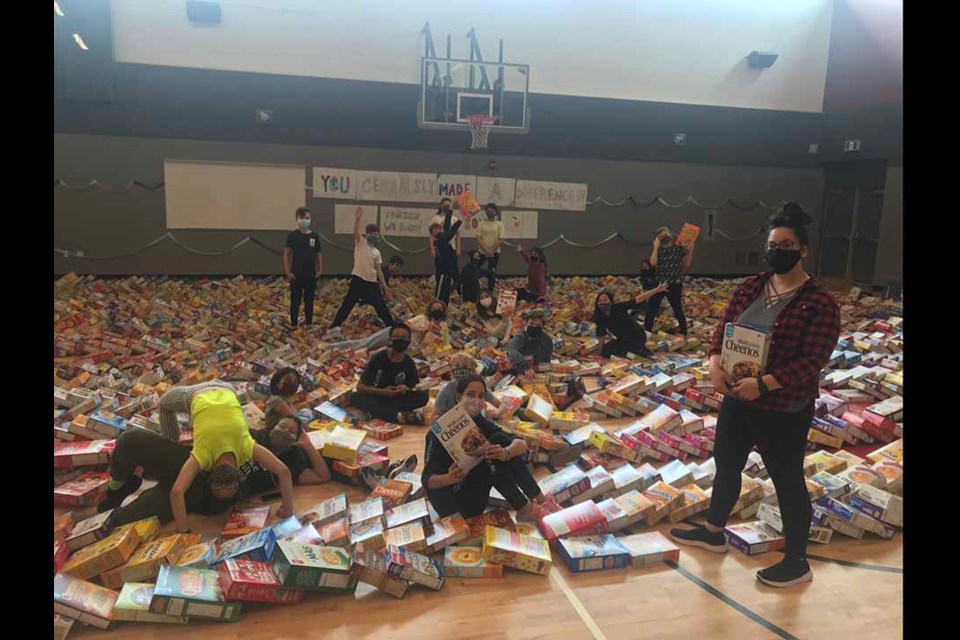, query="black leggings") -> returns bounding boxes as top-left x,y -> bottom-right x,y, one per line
427,457 -> 542,519
478,252 -> 500,291
331,276 -> 394,328
109,429 -> 214,526
516,287 -> 545,303
601,336 -> 647,358
644,282 -> 687,335
350,390 -> 429,422
290,276 -> 316,325
707,397 -> 814,559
